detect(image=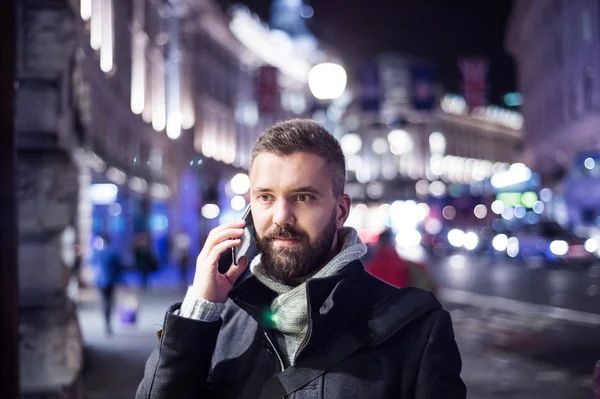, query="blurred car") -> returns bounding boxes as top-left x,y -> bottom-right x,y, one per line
491,221 -> 597,265
421,225 -> 490,257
